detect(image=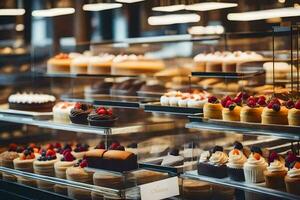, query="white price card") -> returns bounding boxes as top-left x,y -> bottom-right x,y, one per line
140,176 -> 179,200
